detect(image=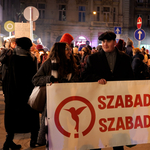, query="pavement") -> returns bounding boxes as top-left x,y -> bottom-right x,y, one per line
0,87 -> 150,150
0,87 -> 45,150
